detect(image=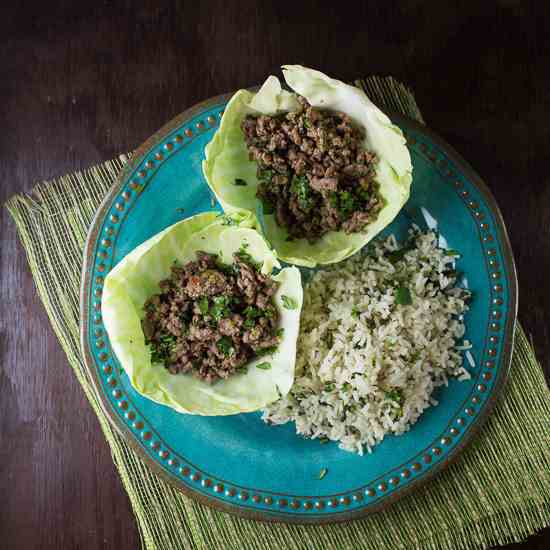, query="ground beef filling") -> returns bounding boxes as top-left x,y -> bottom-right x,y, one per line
142,250 -> 280,384
241,97 -> 384,243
